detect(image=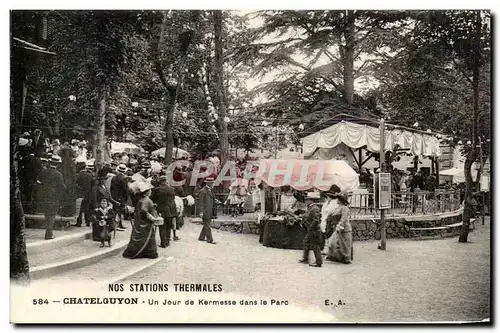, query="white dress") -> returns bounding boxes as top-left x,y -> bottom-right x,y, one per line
321,198 -> 338,252
320,199 -> 338,233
